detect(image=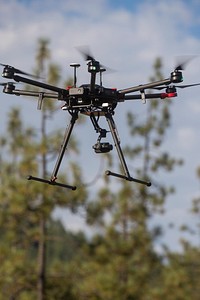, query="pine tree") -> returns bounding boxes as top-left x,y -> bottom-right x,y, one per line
0,38 -> 87,300
30,38 -> 87,300
67,58 -> 183,299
